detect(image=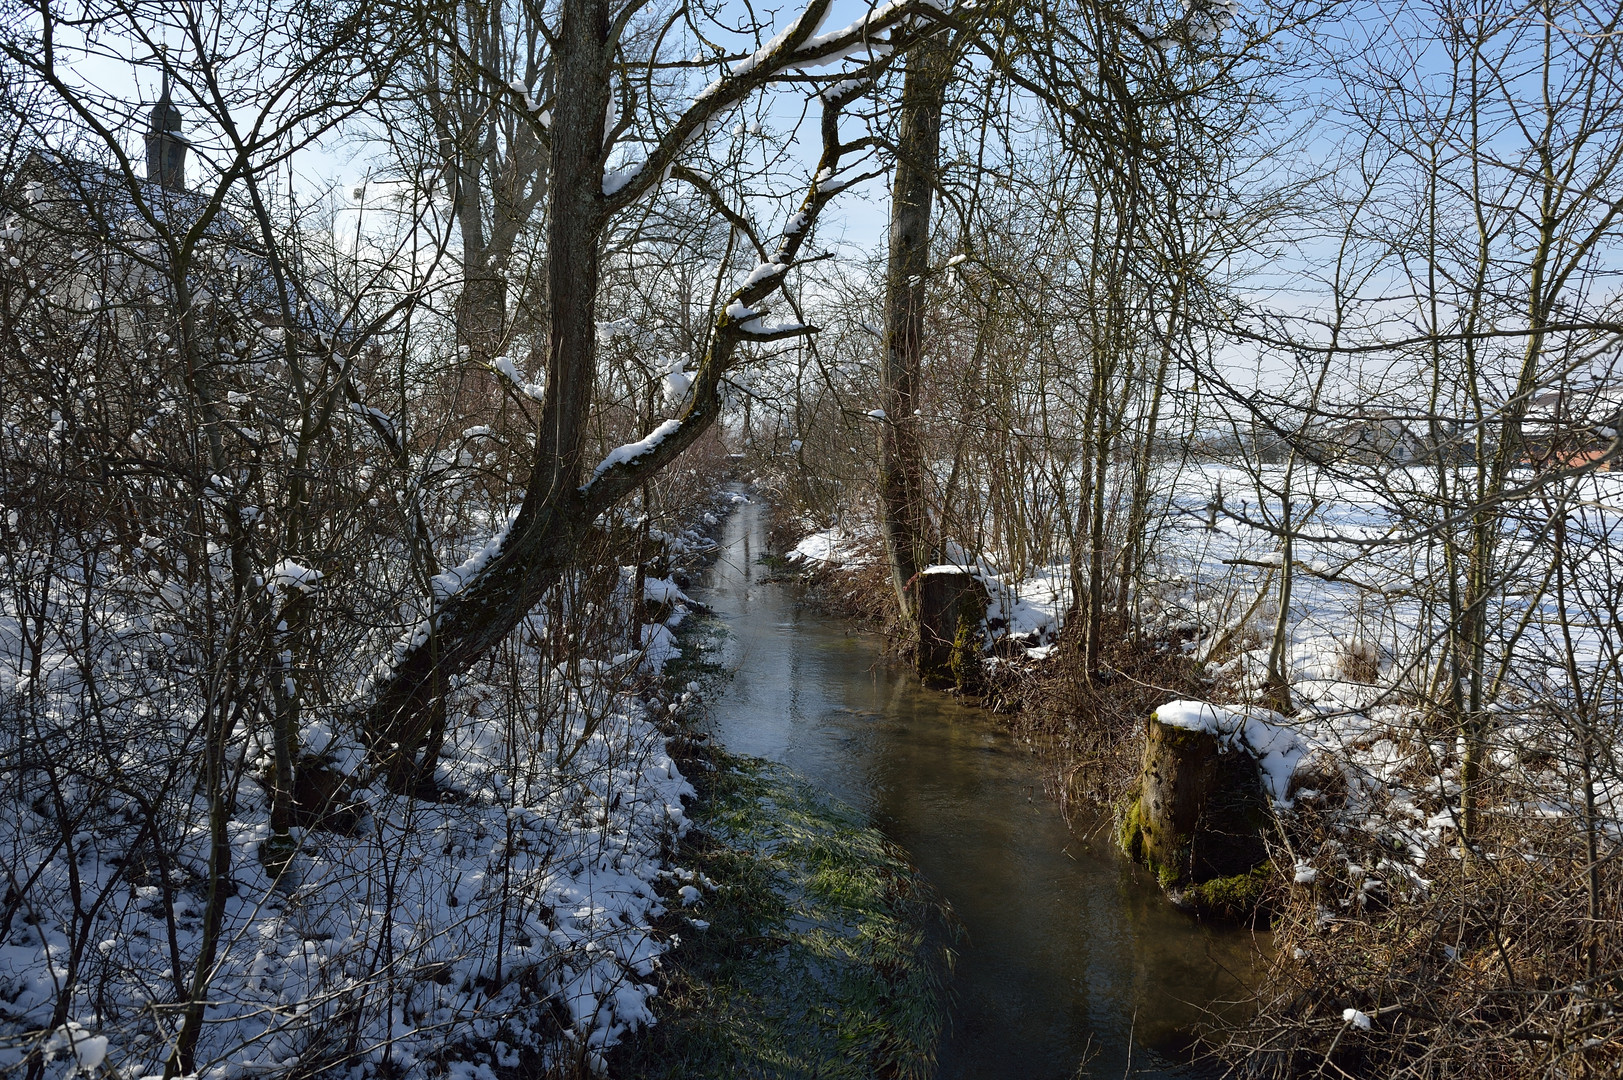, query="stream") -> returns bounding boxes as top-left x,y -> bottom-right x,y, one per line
694,495 -> 1264,1079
